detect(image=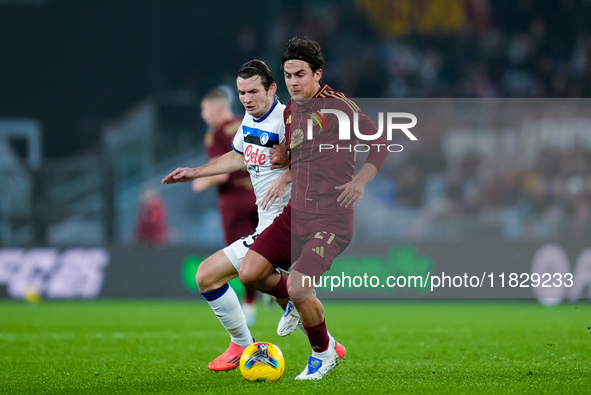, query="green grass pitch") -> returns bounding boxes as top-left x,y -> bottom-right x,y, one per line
1,300 -> 589,394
